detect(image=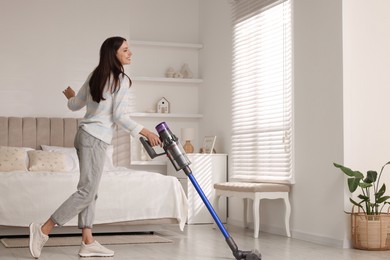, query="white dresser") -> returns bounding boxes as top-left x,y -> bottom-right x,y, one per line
167,153 -> 227,224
